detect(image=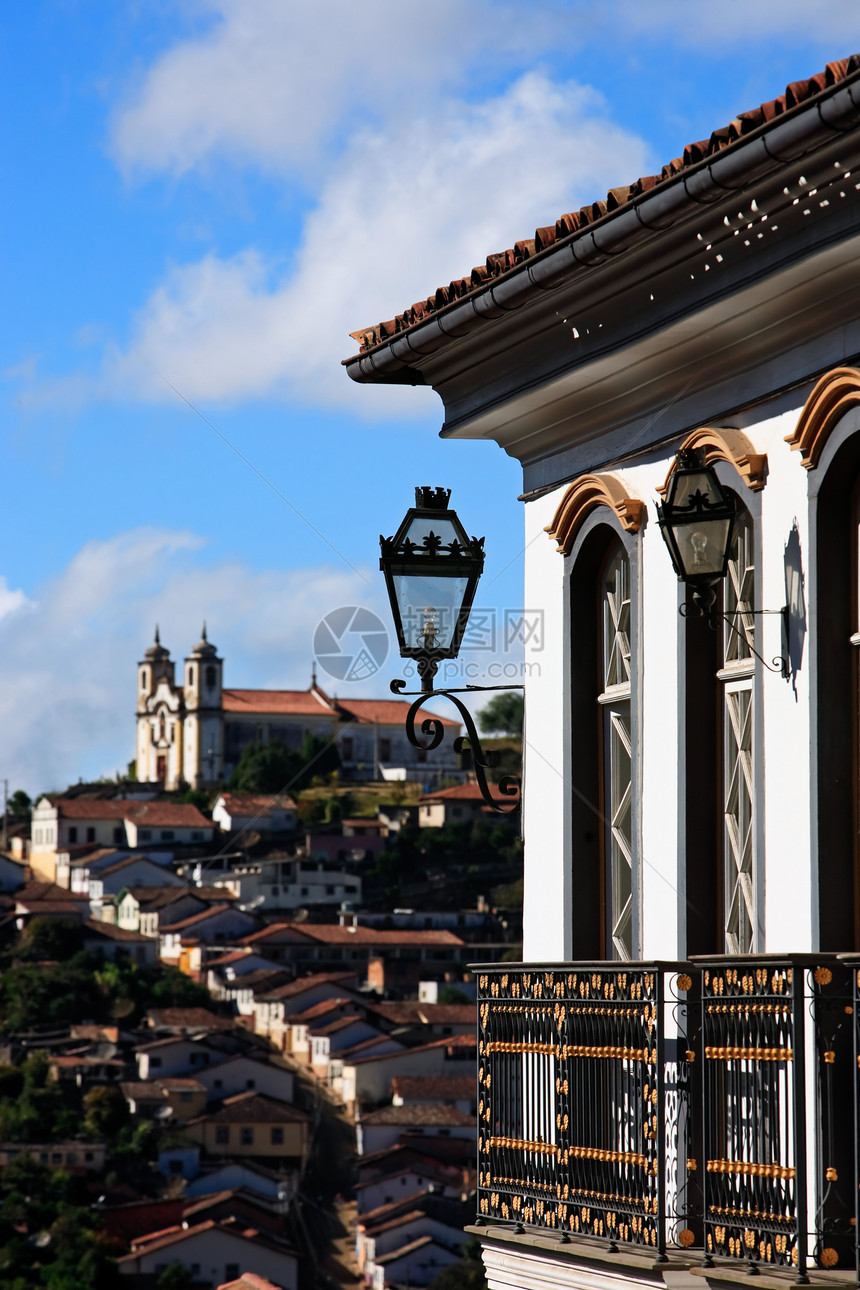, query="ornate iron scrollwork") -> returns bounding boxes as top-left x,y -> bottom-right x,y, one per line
680,600 -> 789,676
390,679 -> 522,814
